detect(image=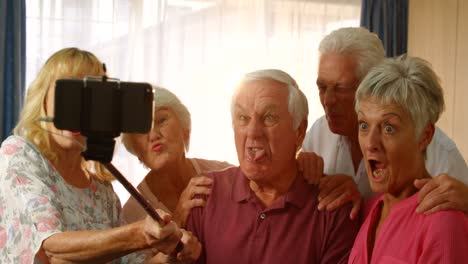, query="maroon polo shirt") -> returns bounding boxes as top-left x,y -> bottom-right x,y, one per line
186,166 -> 359,264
